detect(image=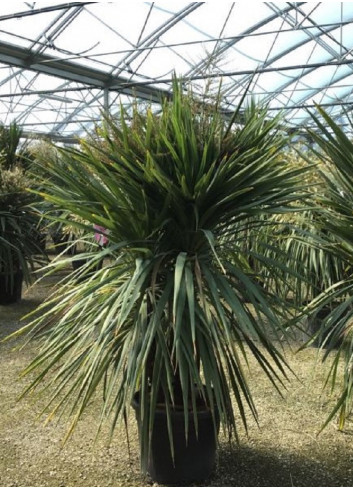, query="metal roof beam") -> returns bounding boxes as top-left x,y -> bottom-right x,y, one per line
110,3 -> 202,78
261,51 -> 353,113
0,39 -> 171,103
288,2 -> 350,57
49,3 -> 201,134
184,3 -> 306,78
22,130 -> 80,144
261,3 -> 353,110
275,67 -> 353,111
5,6 -> 86,123
0,2 -> 96,22
211,4 -> 348,107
